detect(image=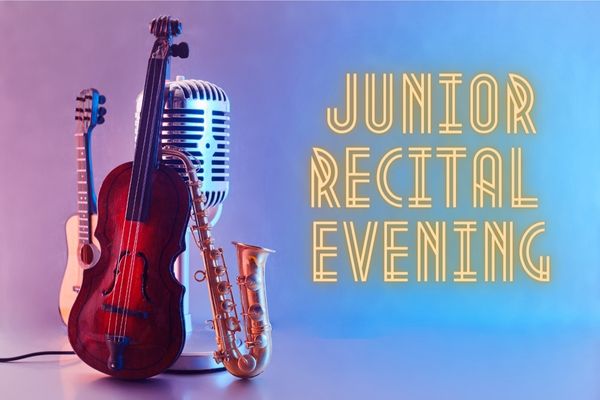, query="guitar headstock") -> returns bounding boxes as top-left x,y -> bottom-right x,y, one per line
149,16 -> 189,60
75,88 -> 107,134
